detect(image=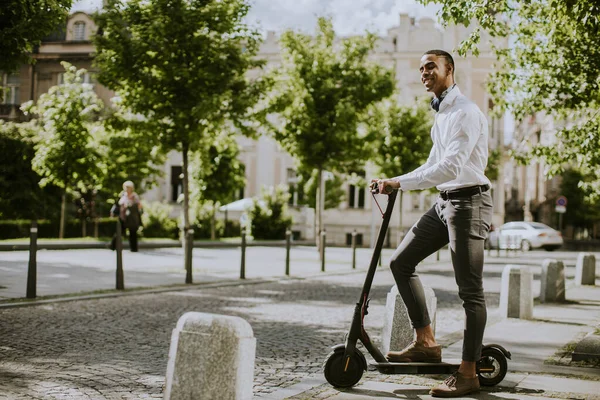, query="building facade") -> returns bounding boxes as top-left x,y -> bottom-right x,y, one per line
2,11 -> 508,245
